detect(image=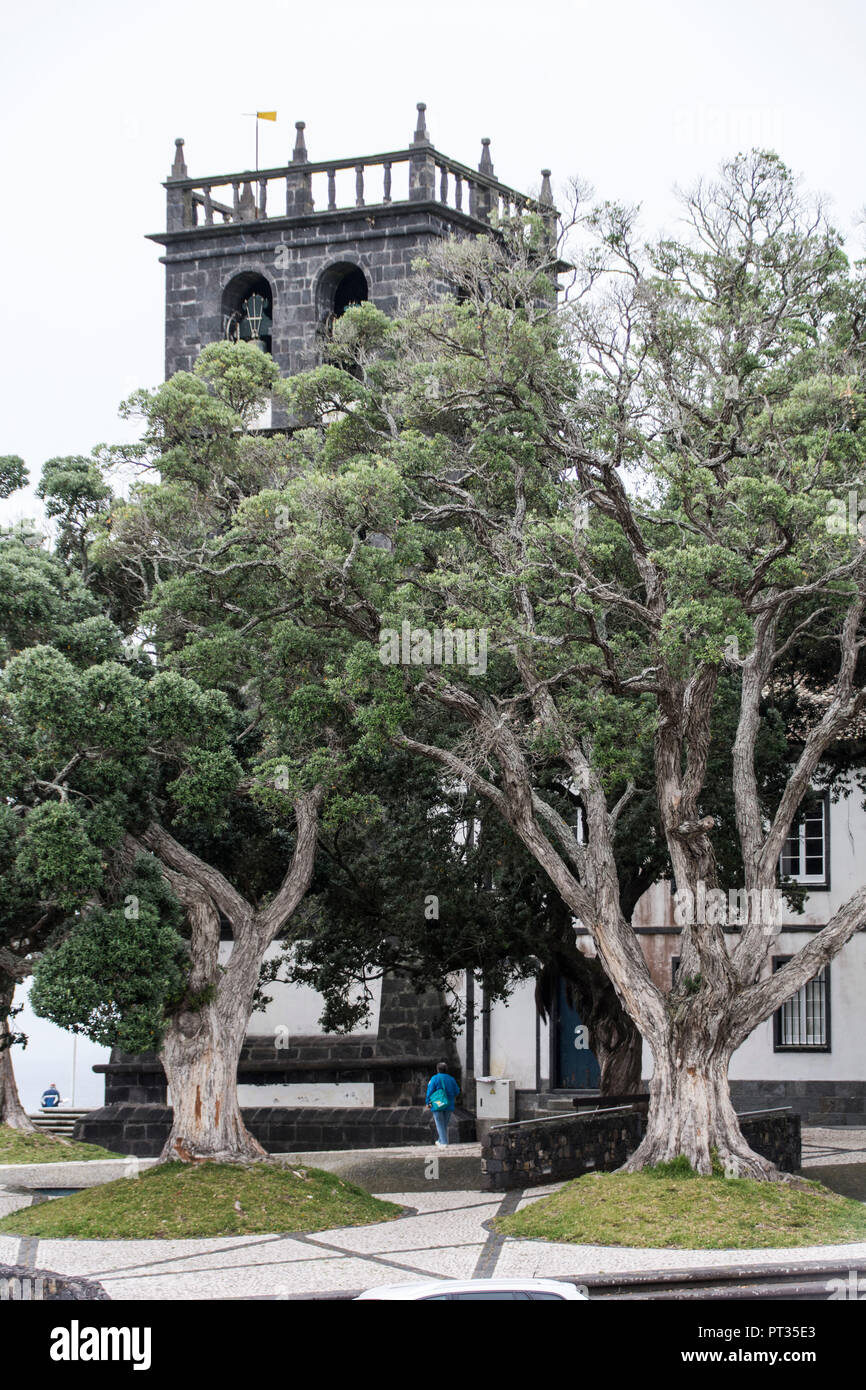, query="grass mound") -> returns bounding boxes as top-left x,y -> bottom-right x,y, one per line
0,1124 -> 122,1165
0,1159 -> 404,1239
494,1166 -> 866,1250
